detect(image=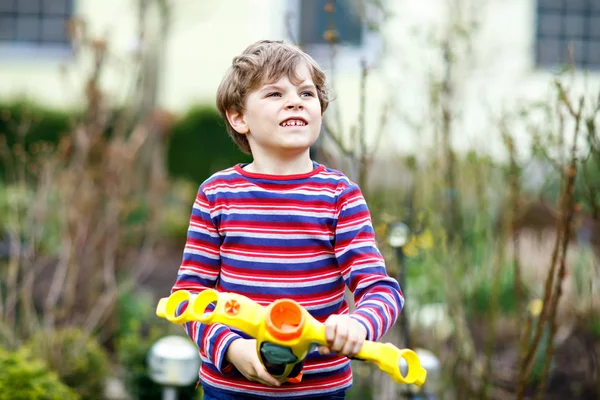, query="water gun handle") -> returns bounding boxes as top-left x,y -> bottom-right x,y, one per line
303,317 -> 426,386
355,340 -> 426,386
